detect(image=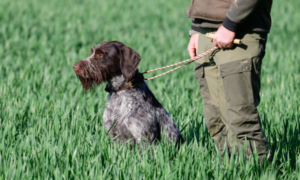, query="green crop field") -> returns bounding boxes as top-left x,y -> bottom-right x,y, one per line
0,0 -> 299,179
